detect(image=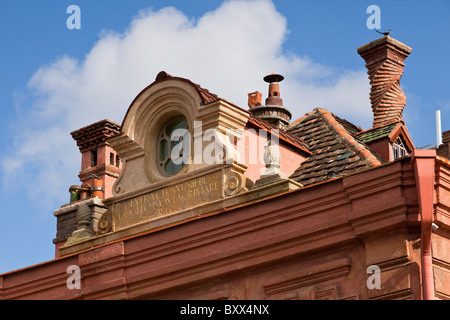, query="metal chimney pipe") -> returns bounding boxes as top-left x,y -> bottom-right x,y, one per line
436,110 -> 442,147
